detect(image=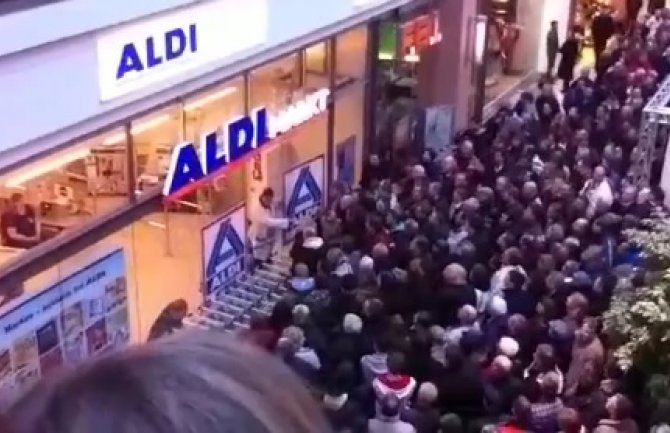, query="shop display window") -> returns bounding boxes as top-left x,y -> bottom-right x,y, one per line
4,198 -> 204,342
336,26 -> 369,85
182,77 -> 246,219
131,104 -> 183,197
0,127 -> 130,268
